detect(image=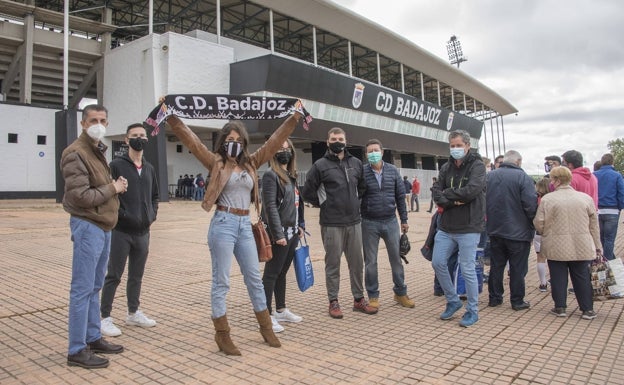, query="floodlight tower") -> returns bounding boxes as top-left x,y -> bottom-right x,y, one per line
446,35 -> 467,68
